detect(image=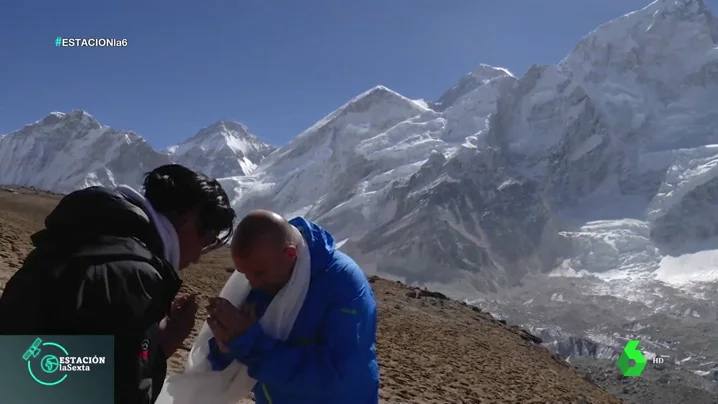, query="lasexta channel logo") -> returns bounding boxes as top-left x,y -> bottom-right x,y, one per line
616,339 -> 648,377
22,337 -> 107,386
